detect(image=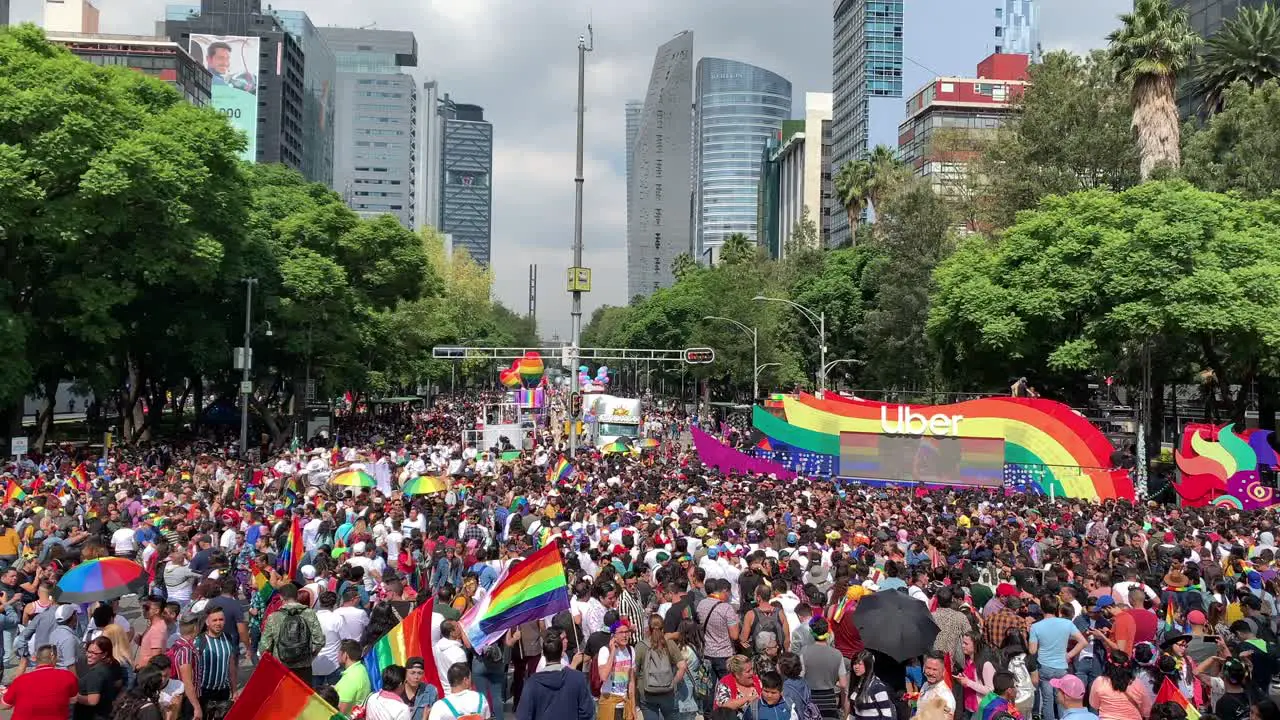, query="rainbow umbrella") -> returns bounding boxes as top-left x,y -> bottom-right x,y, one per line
636,438 -> 661,449
600,440 -> 634,454
56,557 -> 147,603
401,475 -> 448,496
330,469 -> 376,488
